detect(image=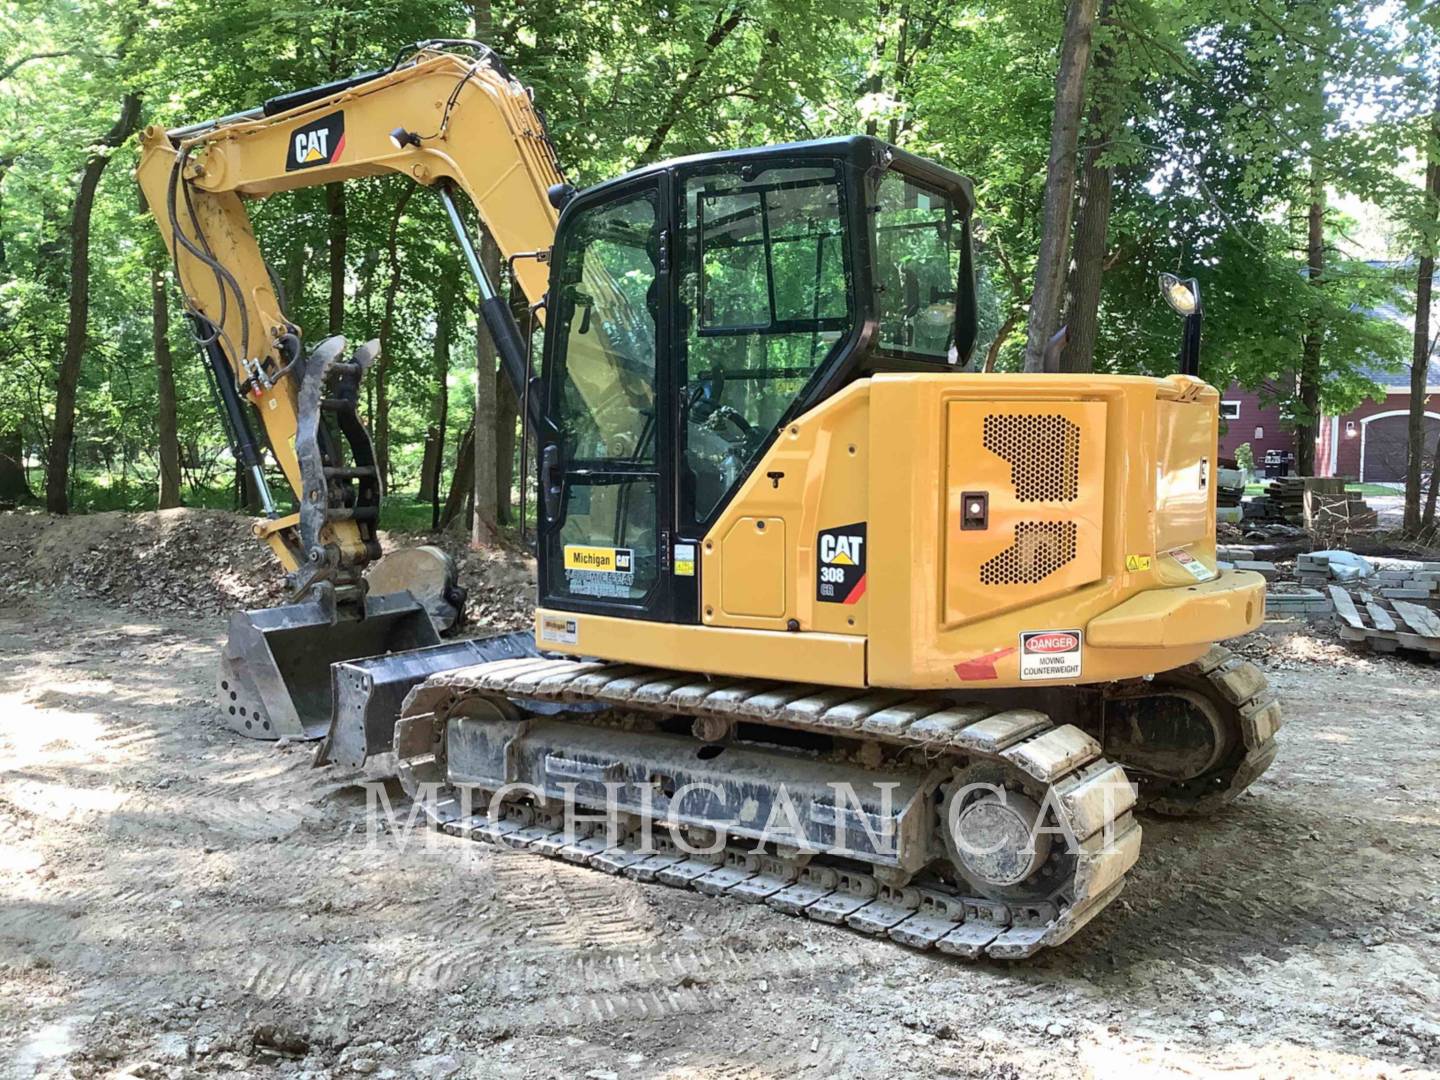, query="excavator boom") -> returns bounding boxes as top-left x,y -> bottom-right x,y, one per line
137,42 -> 567,737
